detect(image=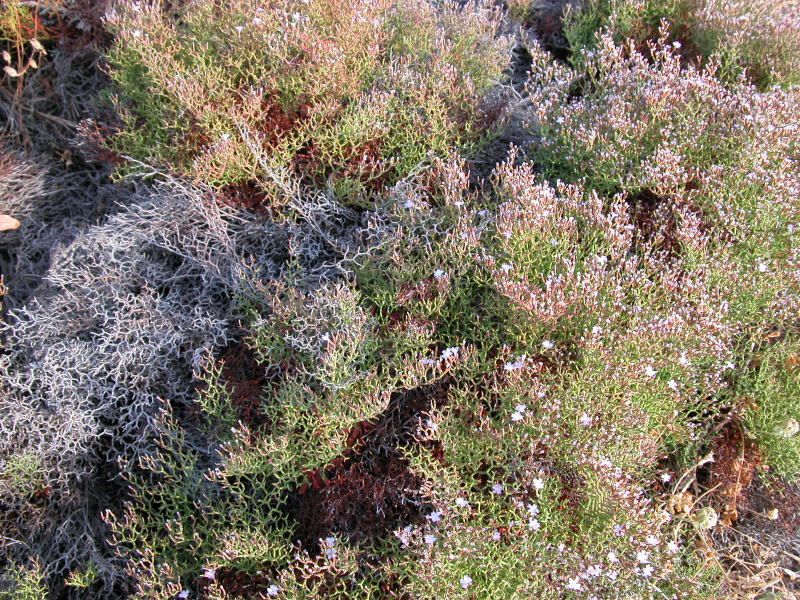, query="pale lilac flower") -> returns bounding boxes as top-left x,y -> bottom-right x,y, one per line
566,577 -> 583,592
433,269 -> 447,280
528,518 -> 541,531
323,537 -> 338,560
592,325 -> 603,335
492,530 -> 501,541
203,568 -> 216,580
440,346 -> 459,361
667,541 -> 680,554
178,592 -> 190,600
492,483 -> 504,495
527,502 -> 539,515
614,524 -> 624,536
424,534 -> 437,545
646,535 -> 659,546
678,353 -> 690,367
420,357 -> 436,366
532,478 -> 545,491
500,263 -> 513,273
668,379 -> 679,391
235,25 -> 244,32
586,565 -> 602,577
642,565 -> 654,577
644,365 -> 657,378
636,550 -> 650,564
427,511 -> 442,523
395,526 -> 412,547
542,340 -> 555,350
660,472 -> 672,483
252,17 -> 263,25
505,360 -> 525,372
511,411 -> 525,422
455,497 -> 469,508
132,29 -> 142,38
579,413 -> 593,427
515,403 -> 527,413
607,551 -> 618,563
266,584 -> 280,597
460,575 -> 473,589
